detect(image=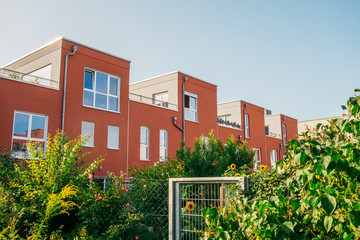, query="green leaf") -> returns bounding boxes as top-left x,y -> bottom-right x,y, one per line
322,156 -> 331,170
348,210 -> 360,229
282,221 -> 295,232
344,233 -> 354,240
321,194 -> 336,215
324,216 -> 333,232
209,207 -> 218,217
355,88 -> 360,92
308,196 -> 318,209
